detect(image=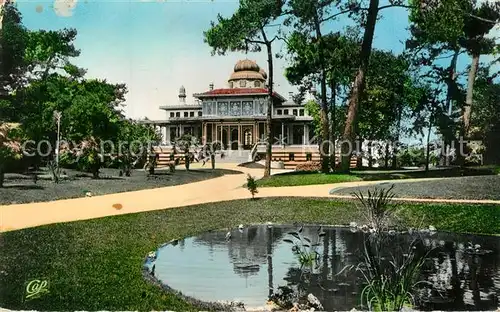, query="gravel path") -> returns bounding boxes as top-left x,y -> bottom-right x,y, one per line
330,175 -> 500,200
